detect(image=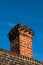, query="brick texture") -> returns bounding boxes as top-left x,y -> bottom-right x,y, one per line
20,34 -> 33,58
0,24 -> 43,65
0,49 -> 43,65
8,24 -> 34,58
